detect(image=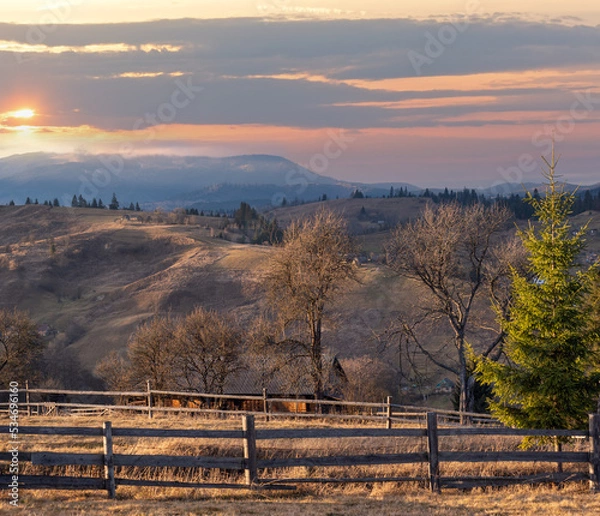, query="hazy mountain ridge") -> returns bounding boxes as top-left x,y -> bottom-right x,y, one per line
1,152 -> 598,211
0,153 -> 417,210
